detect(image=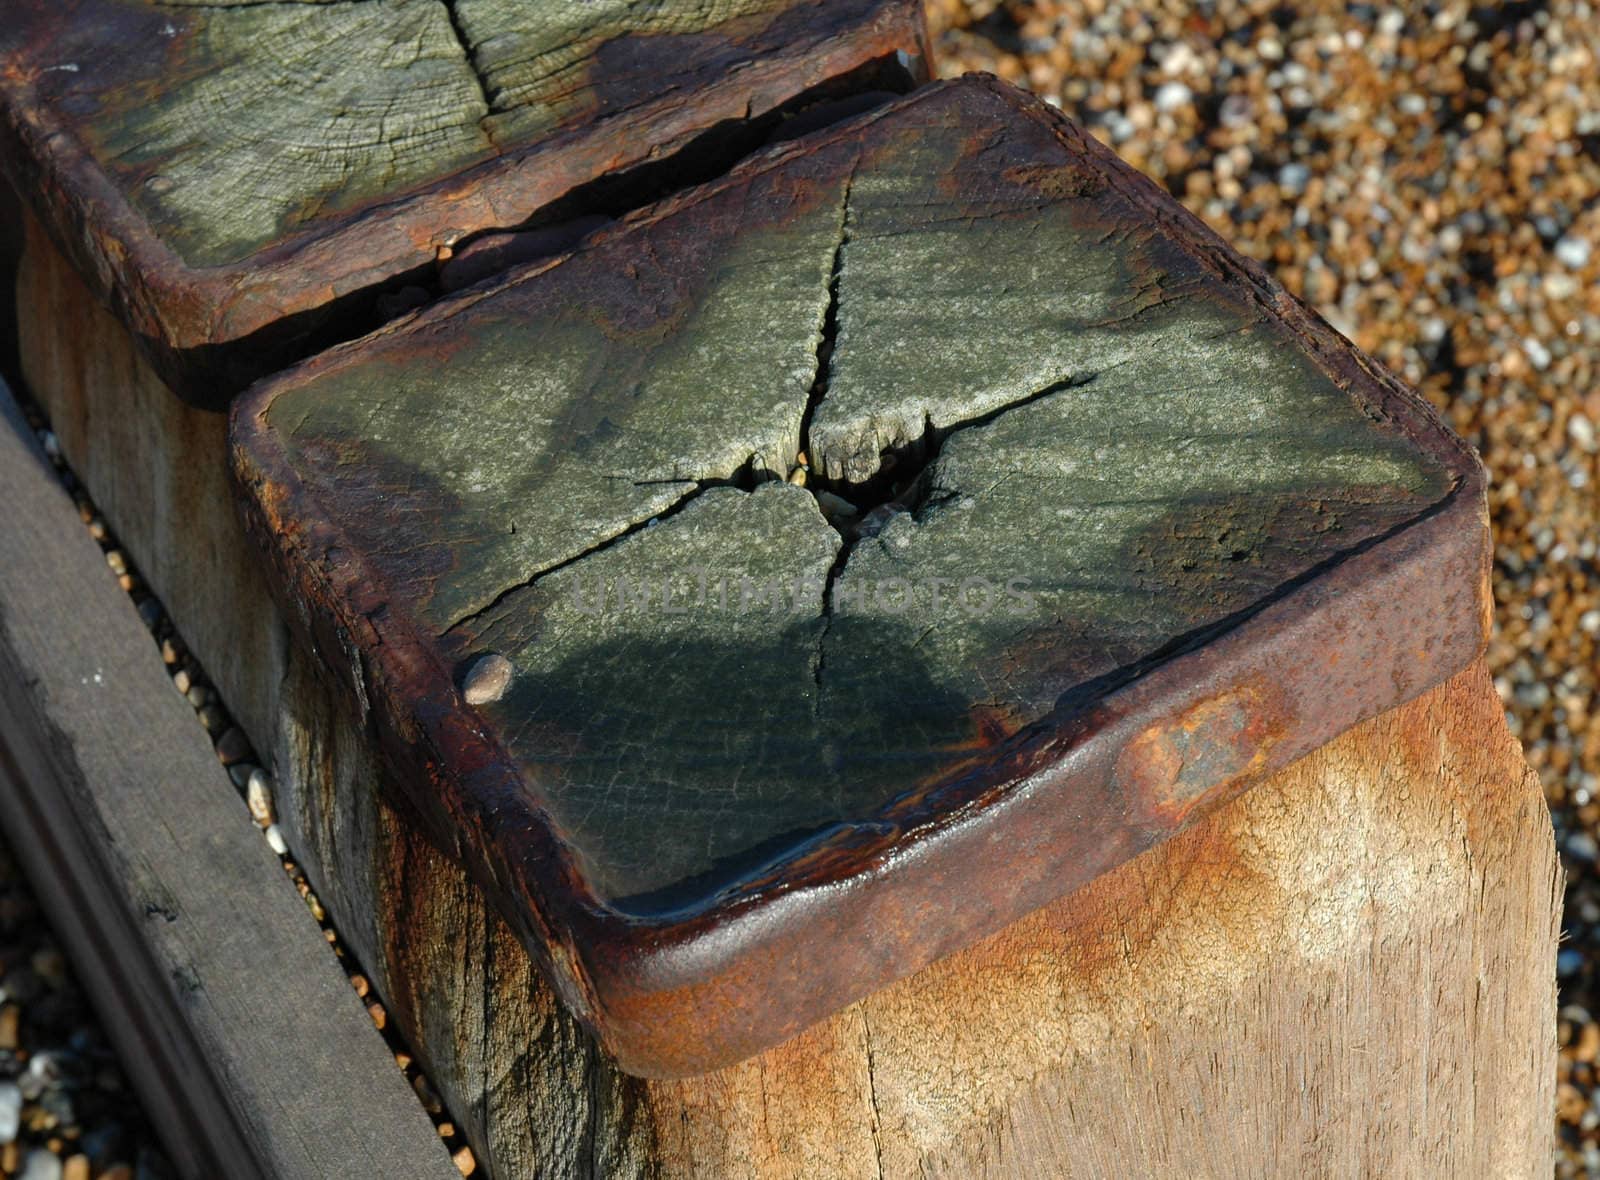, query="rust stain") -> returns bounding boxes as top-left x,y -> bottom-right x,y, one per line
1116,681 -> 1286,827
